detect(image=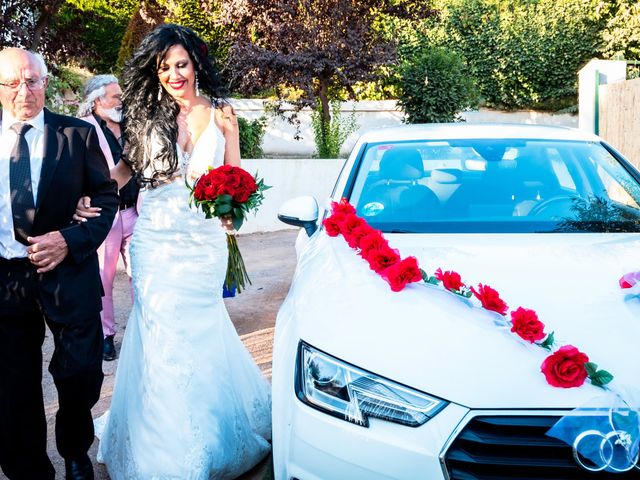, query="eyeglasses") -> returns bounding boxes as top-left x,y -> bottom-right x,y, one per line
0,76 -> 47,92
